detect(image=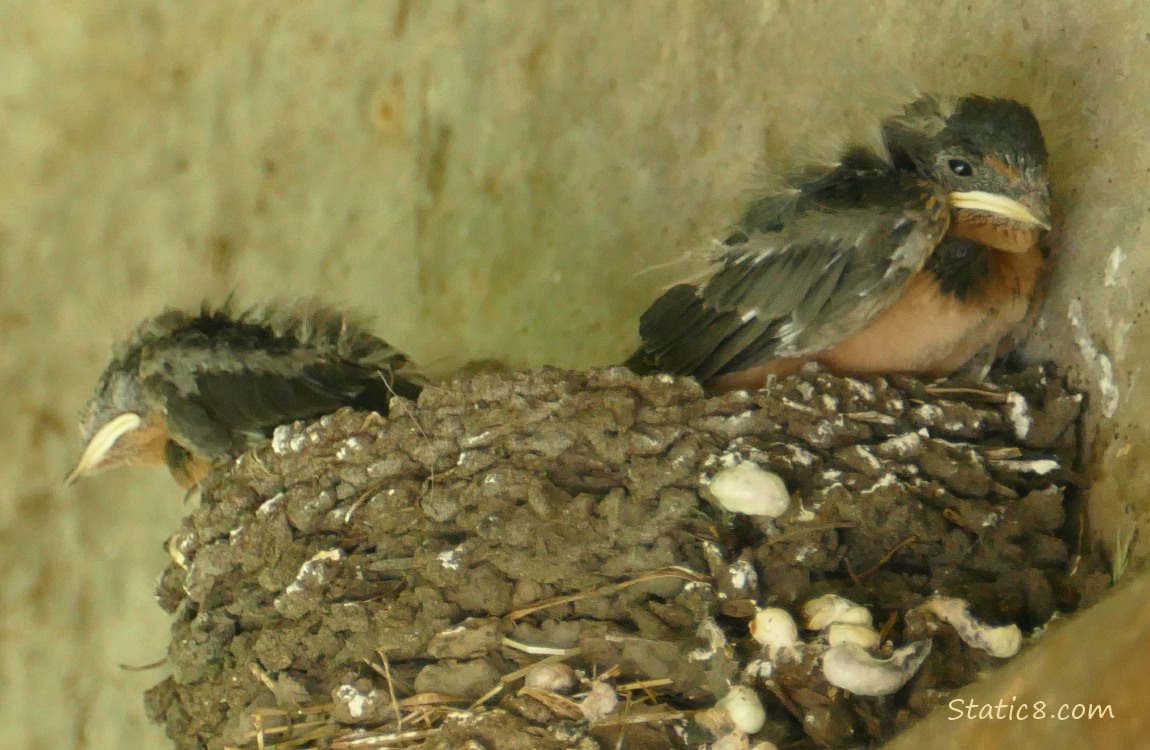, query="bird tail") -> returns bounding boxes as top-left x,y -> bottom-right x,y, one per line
622,346 -> 660,375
